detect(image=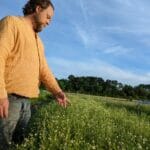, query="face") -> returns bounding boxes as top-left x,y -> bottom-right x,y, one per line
33,5 -> 54,32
